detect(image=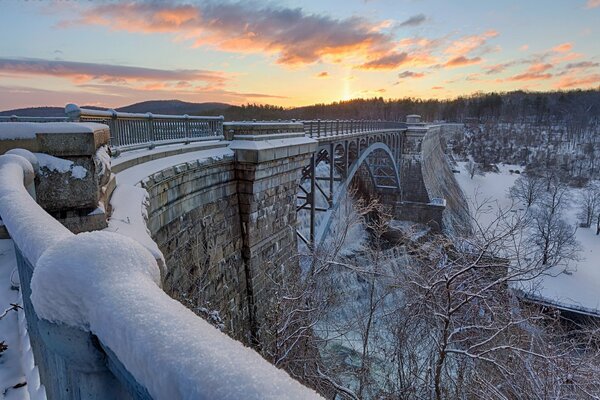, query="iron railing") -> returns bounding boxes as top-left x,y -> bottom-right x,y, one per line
66,104 -> 224,151
302,120 -> 406,138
